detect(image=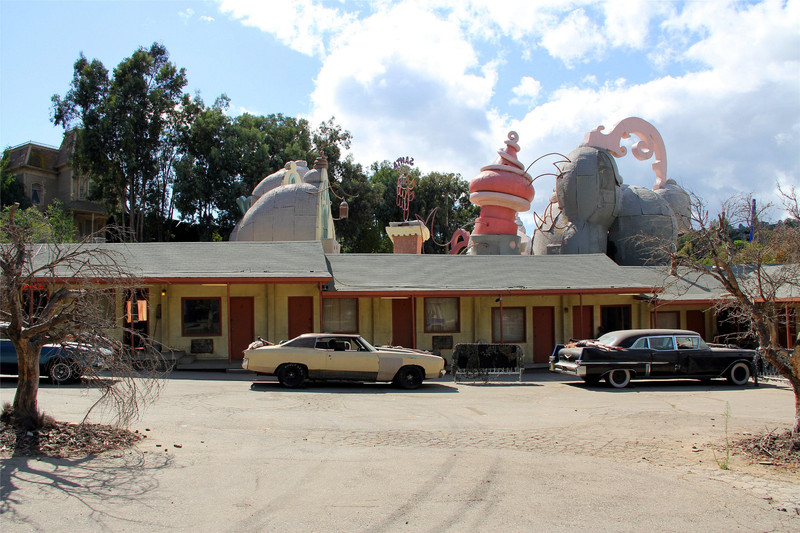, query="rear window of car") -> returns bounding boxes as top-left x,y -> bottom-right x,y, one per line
283,337 -> 317,348
648,336 -> 676,350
